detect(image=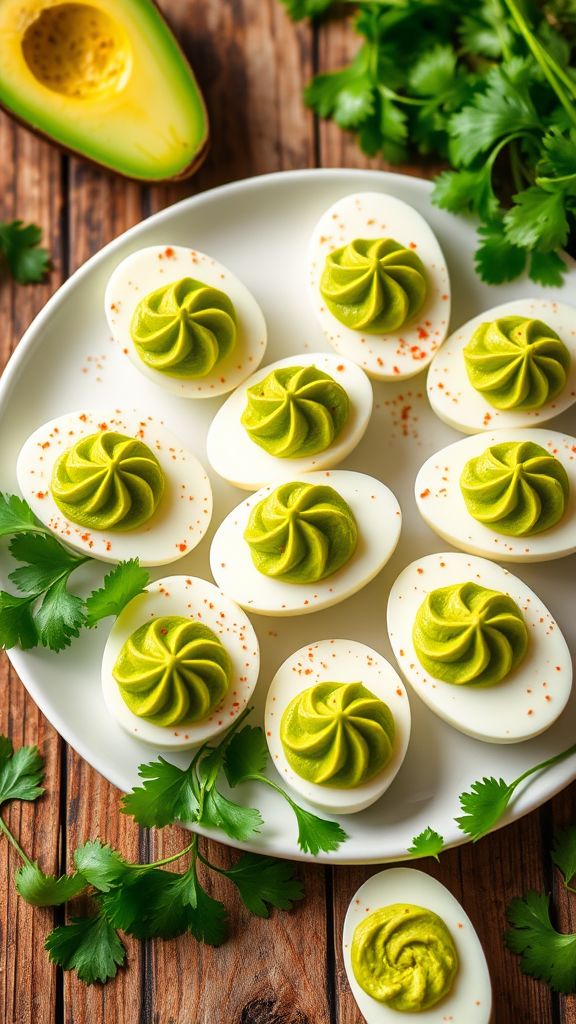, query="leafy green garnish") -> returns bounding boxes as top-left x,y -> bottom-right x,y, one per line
85,559 -> 150,627
214,852 -> 305,917
551,826 -> 576,891
45,911 -> 127,985
408,827 -> 444,861
0,221 -> 50,285
15,864 -> 86,906
121,757 -> 199,828
506,891 -> 576,993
